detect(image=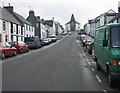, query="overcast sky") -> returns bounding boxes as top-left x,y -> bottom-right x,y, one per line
0,0 -> 120,28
